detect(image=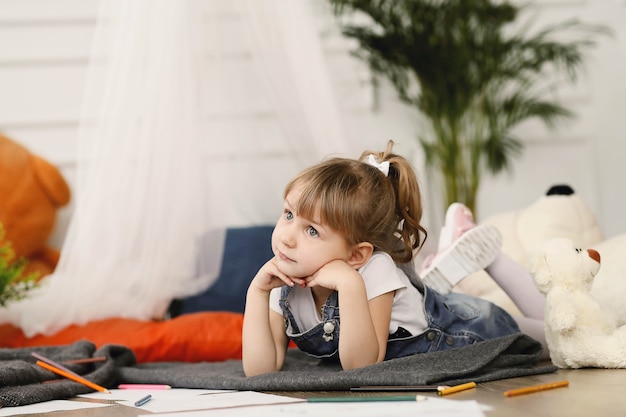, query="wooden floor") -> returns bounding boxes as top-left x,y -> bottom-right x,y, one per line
23,366 -> 626,416
452,366 -> 626,416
